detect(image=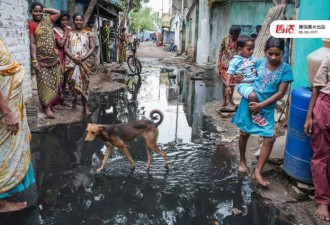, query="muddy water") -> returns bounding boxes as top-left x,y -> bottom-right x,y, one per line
1,67 -> 294,225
